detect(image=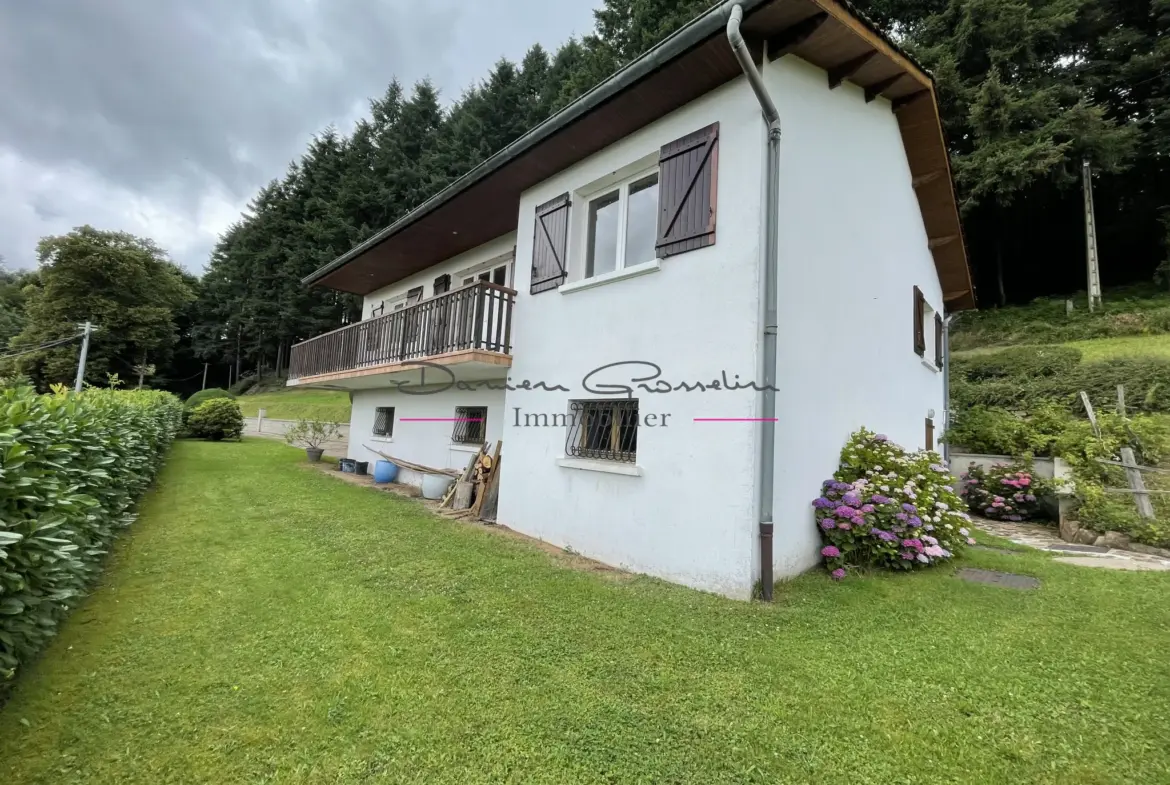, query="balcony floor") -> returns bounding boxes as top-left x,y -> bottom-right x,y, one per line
287,348 -> 511,390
